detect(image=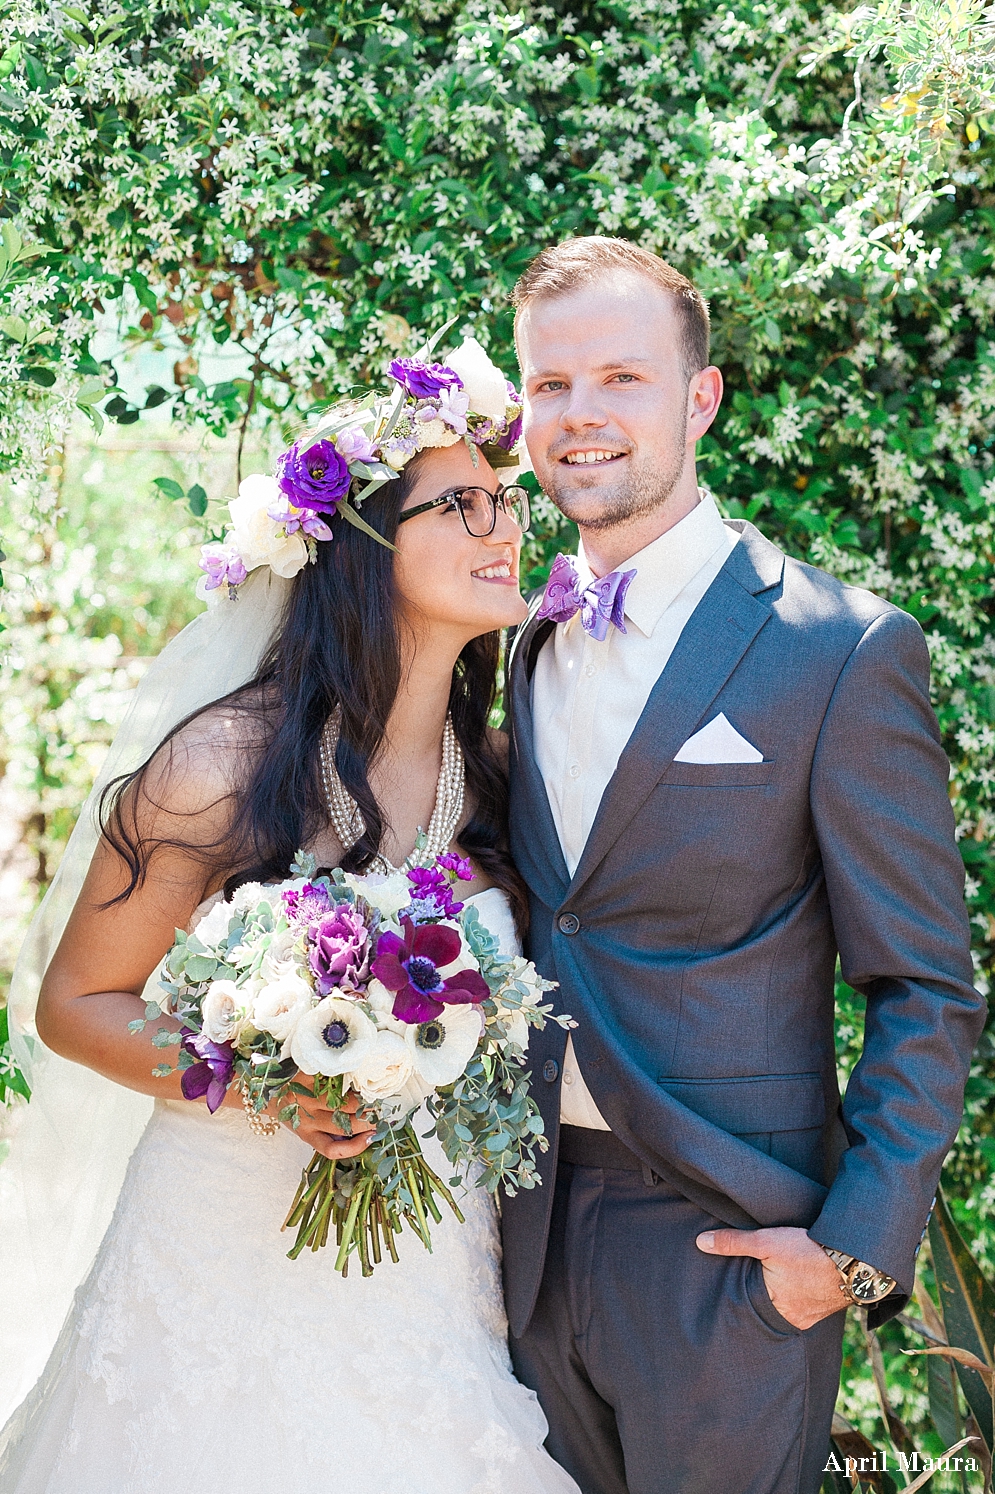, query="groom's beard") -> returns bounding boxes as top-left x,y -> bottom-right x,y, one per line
542,414 -> 687,533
